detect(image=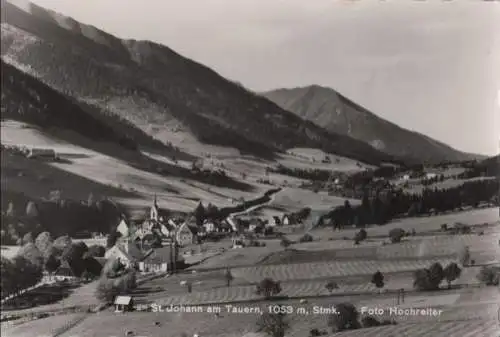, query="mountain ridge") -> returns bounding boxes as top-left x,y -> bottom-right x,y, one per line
1,0 -> 401,166
261,85 -> 482,164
